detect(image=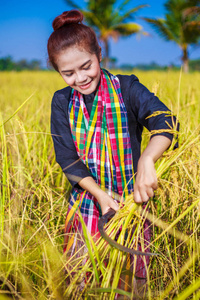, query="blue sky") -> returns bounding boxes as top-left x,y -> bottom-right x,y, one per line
0,0 -> 199,68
